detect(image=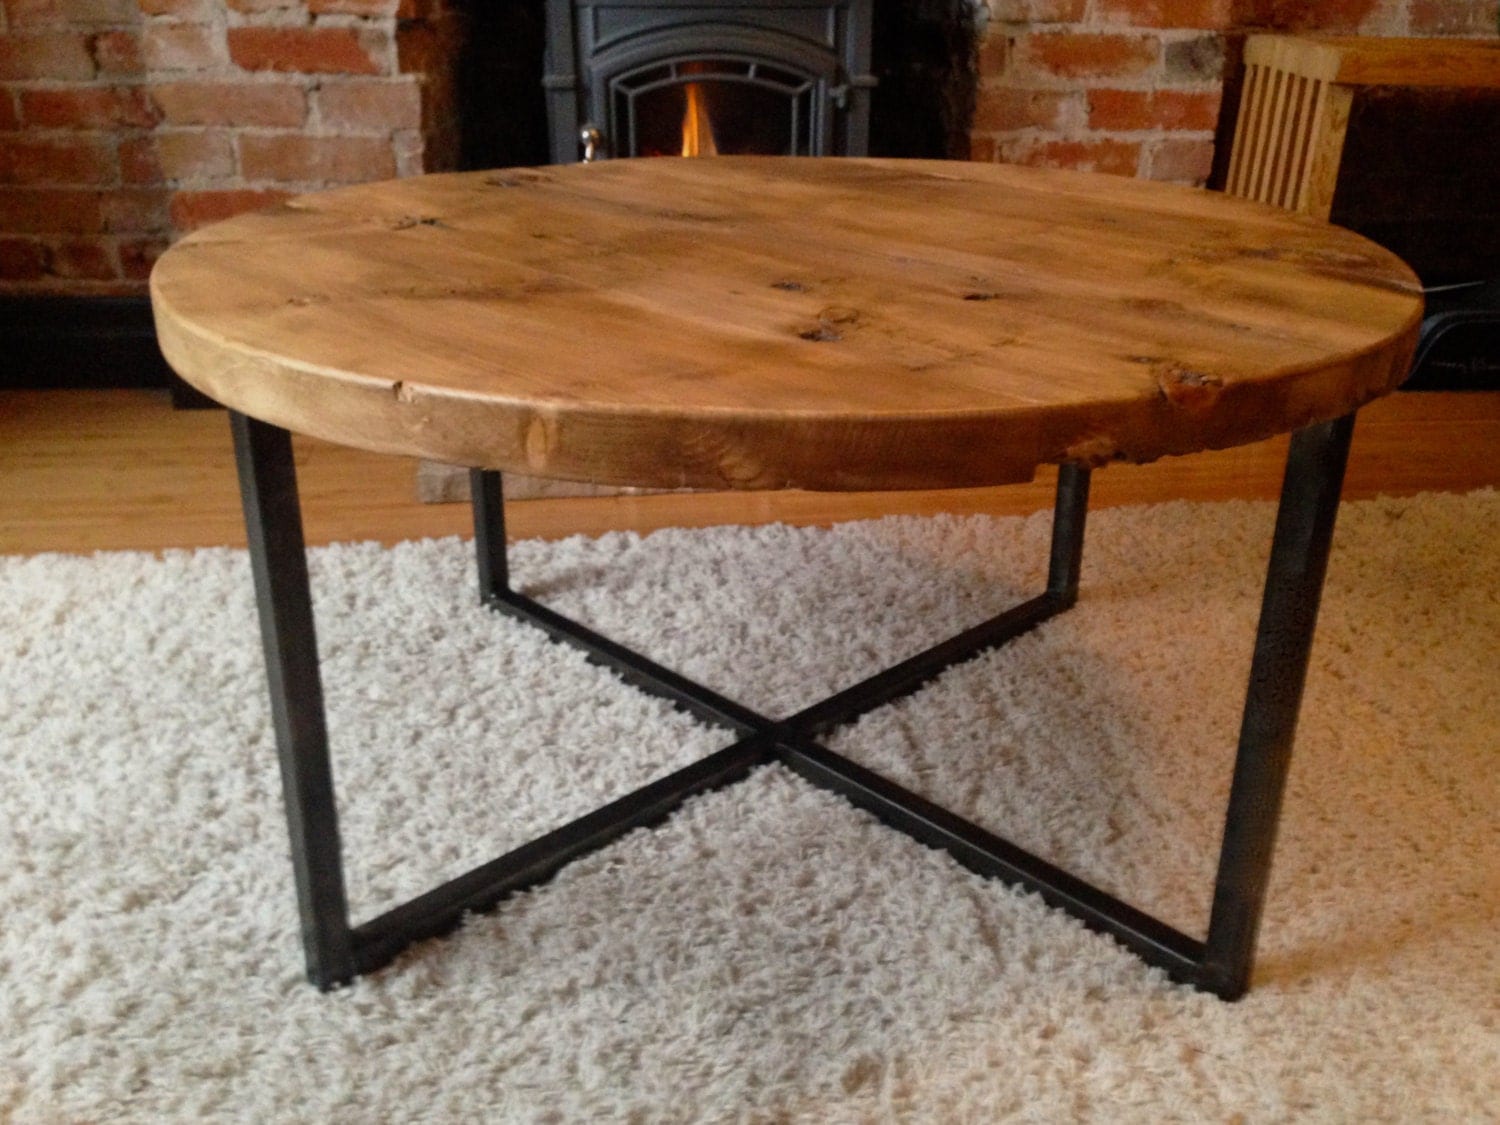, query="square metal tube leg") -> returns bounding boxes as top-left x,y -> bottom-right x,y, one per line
1047,464 -> 1091,606
1202,413 -> 1356,999
231,412 -> 355,990
470,468 -> 508,600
